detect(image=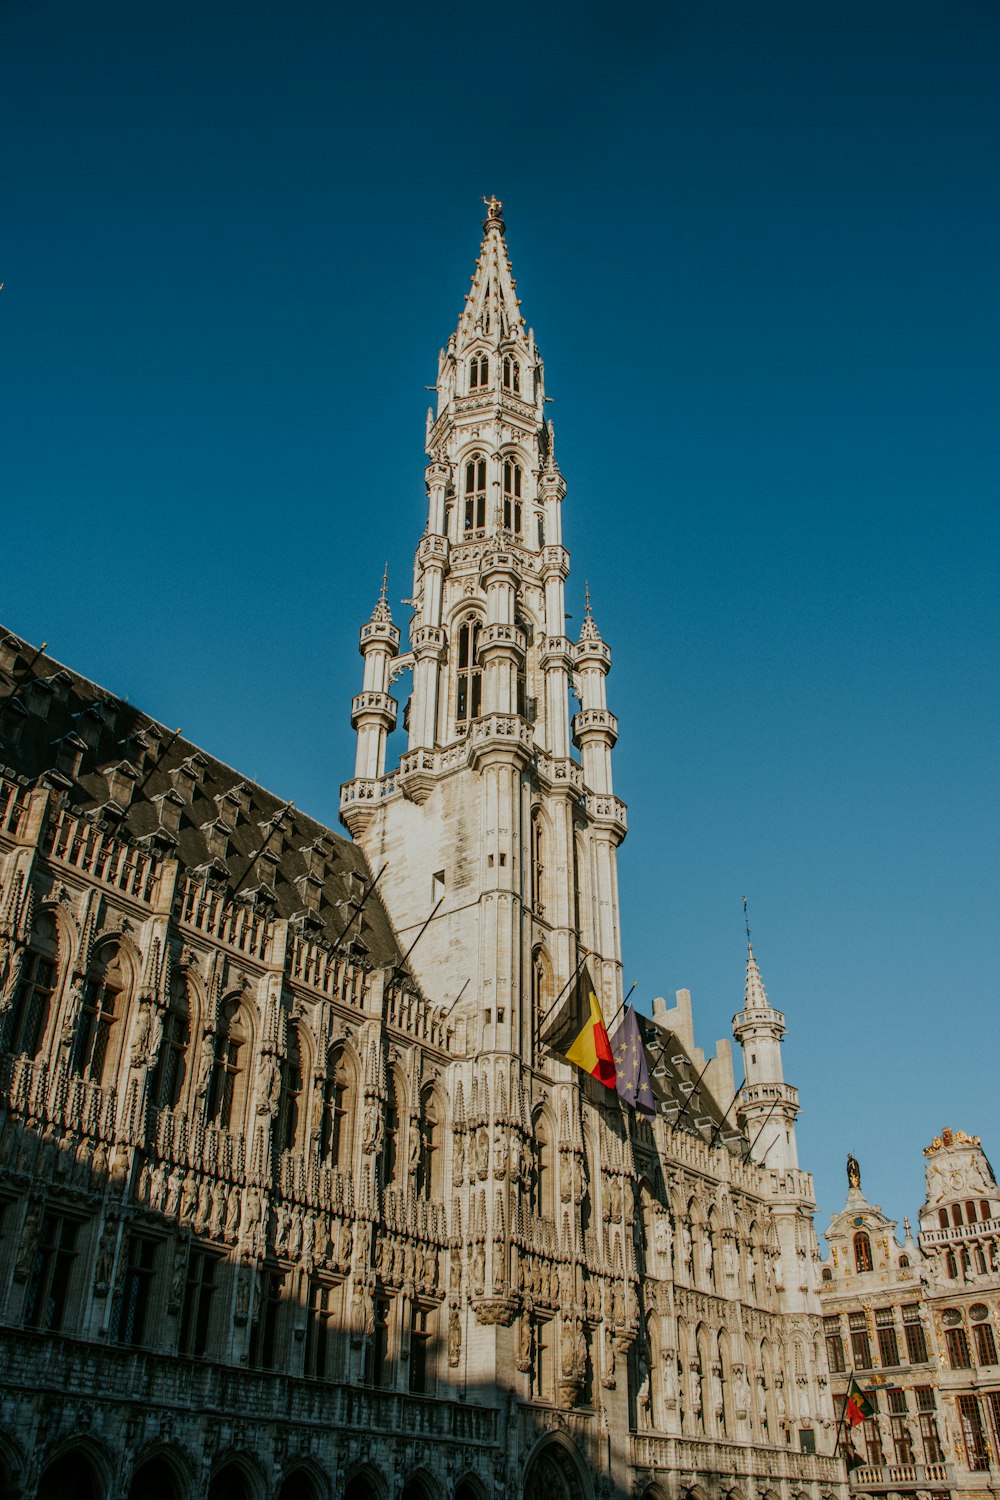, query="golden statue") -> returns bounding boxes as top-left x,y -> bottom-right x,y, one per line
847,1153 -> 861,1189
483,194 -> 503,220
